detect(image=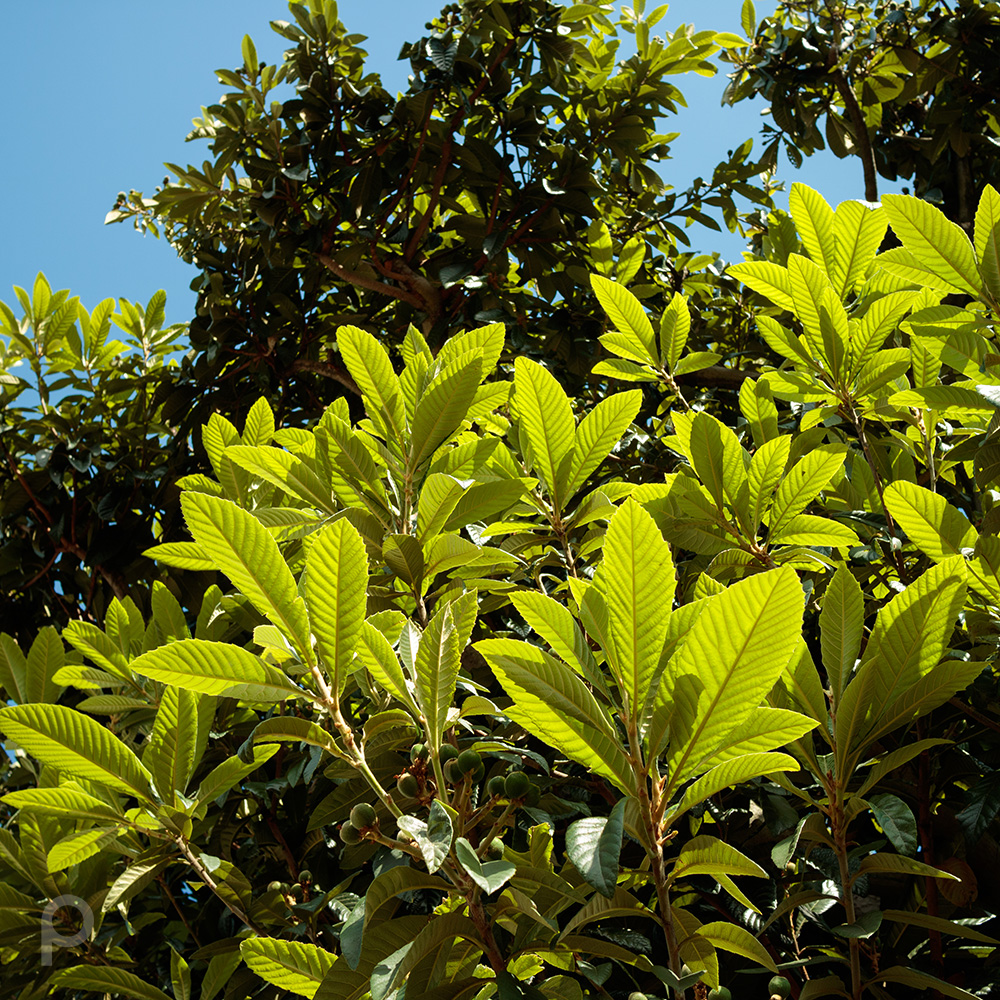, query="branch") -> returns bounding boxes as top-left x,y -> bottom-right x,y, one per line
831,70 -> 878,202
285,359 -> 362,397
316,253 -> 425,309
